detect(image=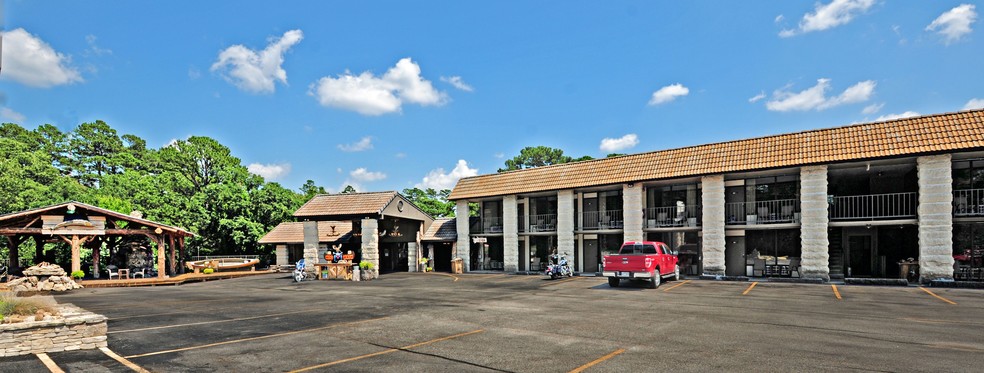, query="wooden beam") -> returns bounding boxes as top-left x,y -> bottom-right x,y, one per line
0,228 -> 43,235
